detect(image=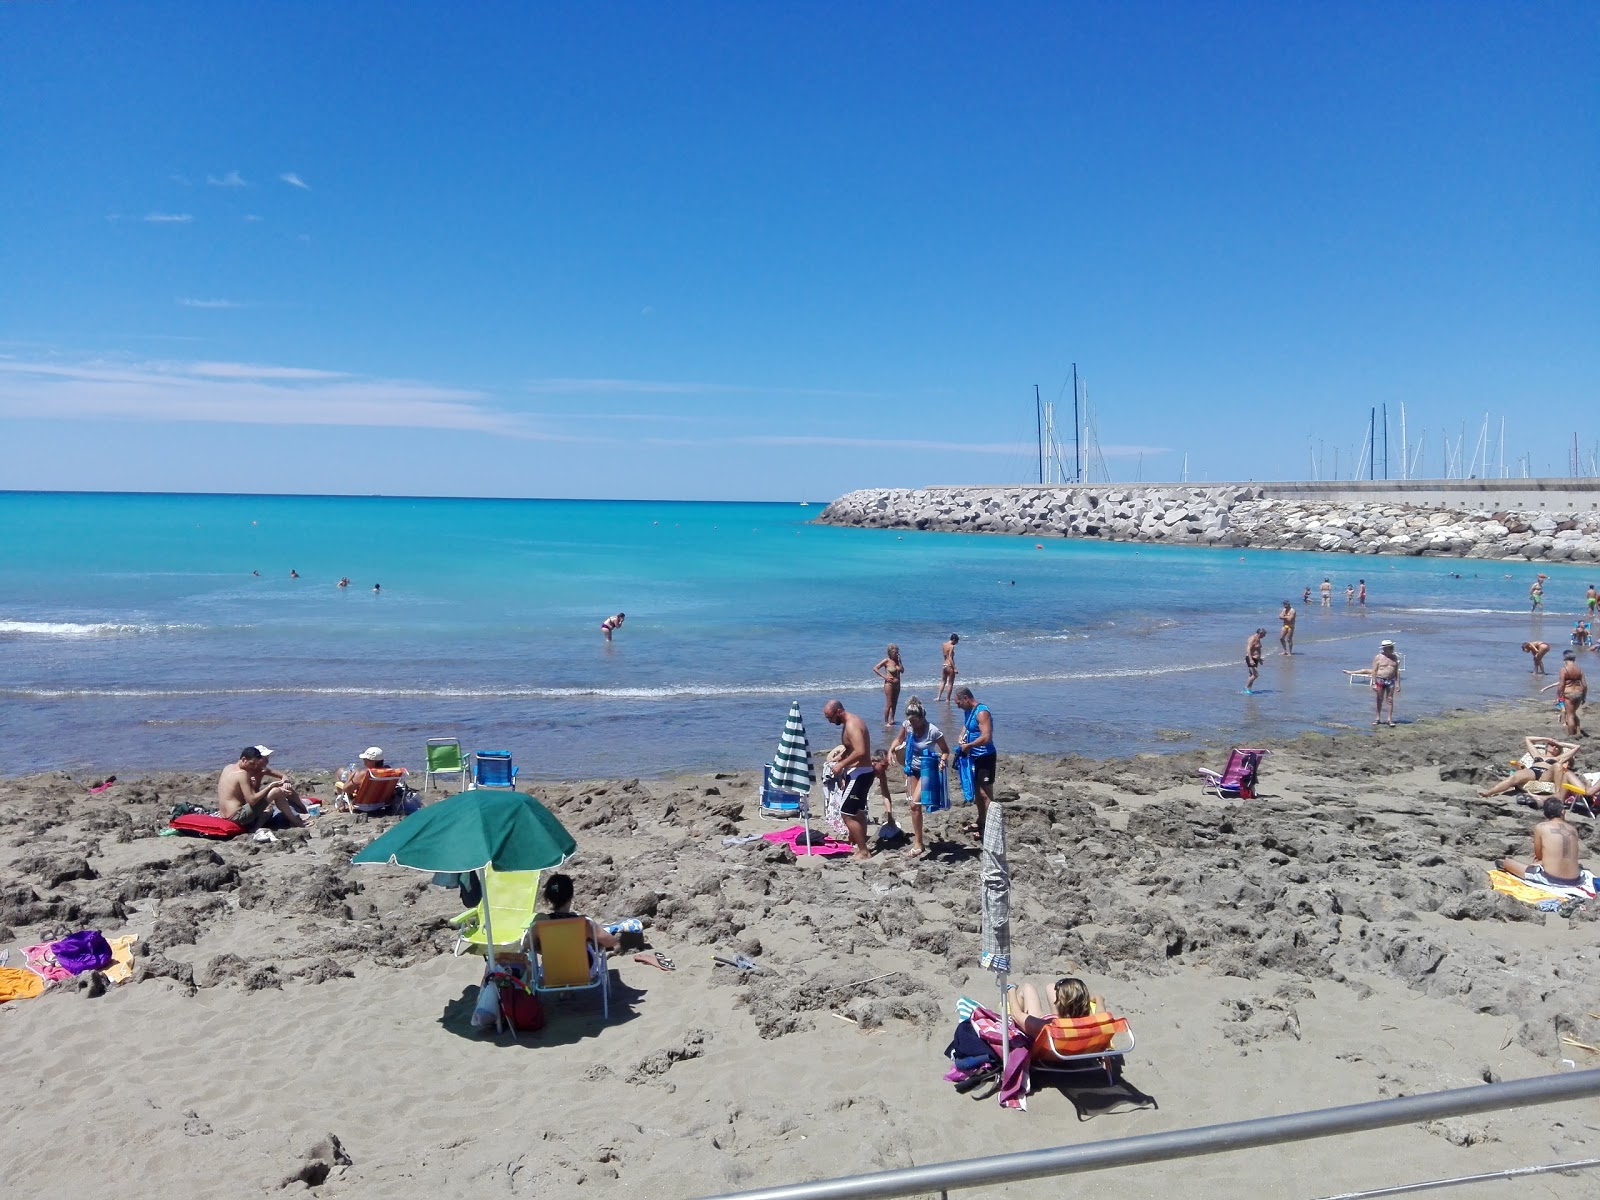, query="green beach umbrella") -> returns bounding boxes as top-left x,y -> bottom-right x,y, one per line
352,790 -> 576,980
770,700 -> 815,796
351,789 -> 576,874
